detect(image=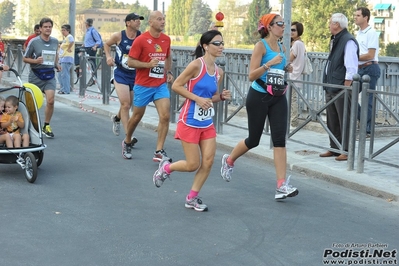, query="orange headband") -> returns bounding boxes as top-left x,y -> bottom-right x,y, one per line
258,13 -> 278,32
